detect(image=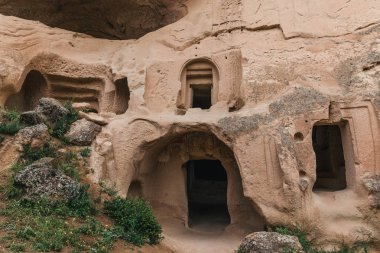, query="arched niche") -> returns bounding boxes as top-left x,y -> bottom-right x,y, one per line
177,59 -> 220,110
133,131 -> 265,233
5,70 -> 48,111
113,77 -> 130,114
